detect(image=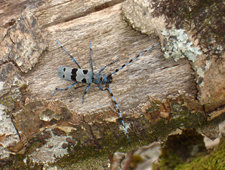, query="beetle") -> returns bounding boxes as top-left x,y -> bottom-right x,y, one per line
52,40 -> 159,138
